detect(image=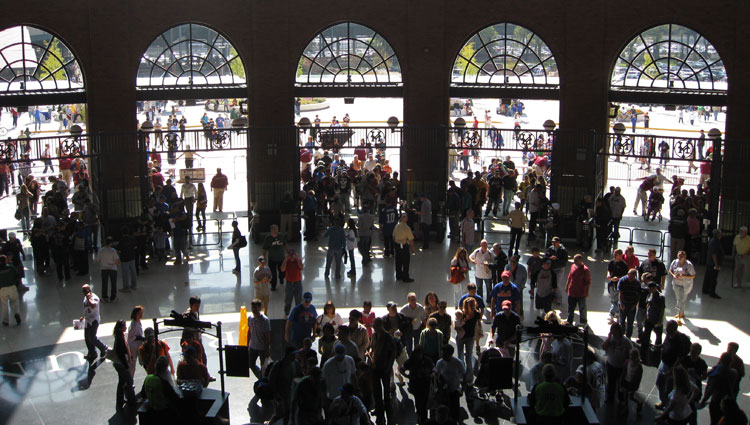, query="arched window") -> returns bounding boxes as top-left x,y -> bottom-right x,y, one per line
611,24 -> 727,92
137,23 -> 245,89
296,22 -> 402,86
452,23 -> 558,87
0,25 -> 84,93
